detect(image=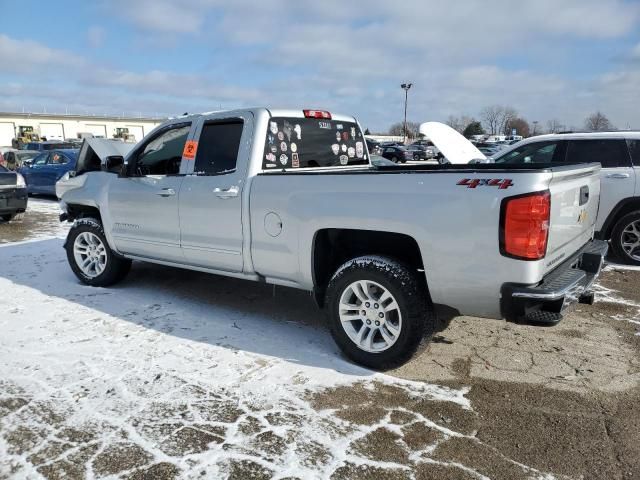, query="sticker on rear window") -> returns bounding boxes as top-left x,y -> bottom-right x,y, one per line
319,121 -> 331,130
